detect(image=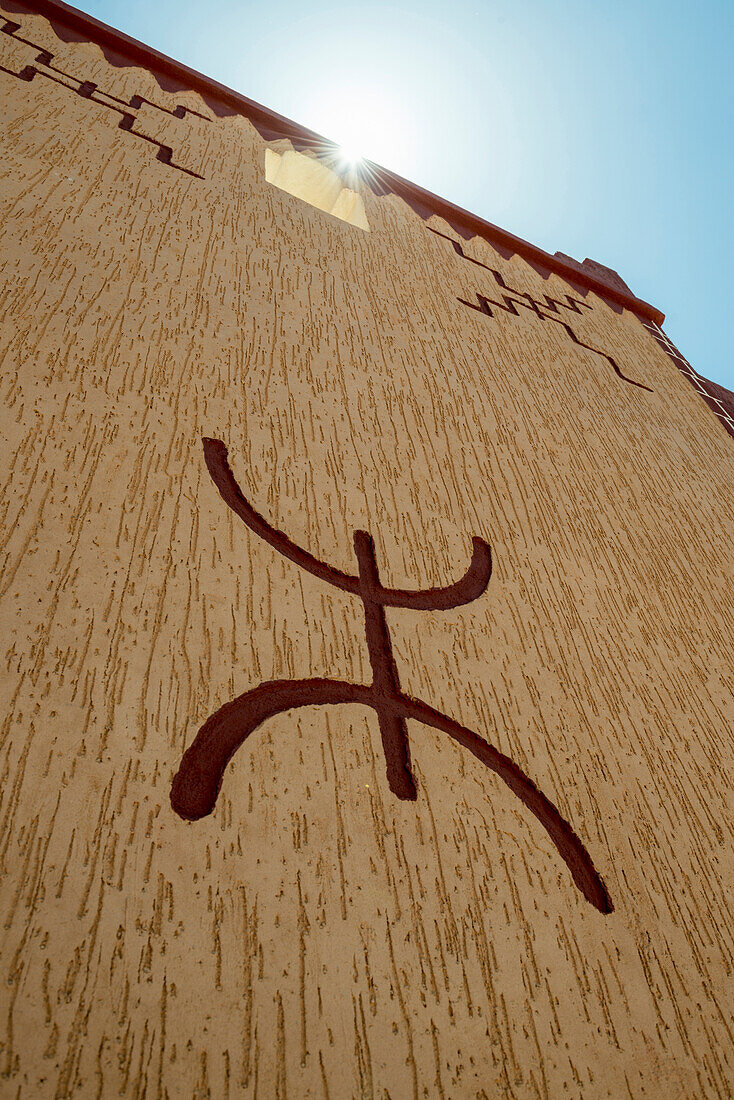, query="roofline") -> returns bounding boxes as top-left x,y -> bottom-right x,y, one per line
10,0 -> 665,325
